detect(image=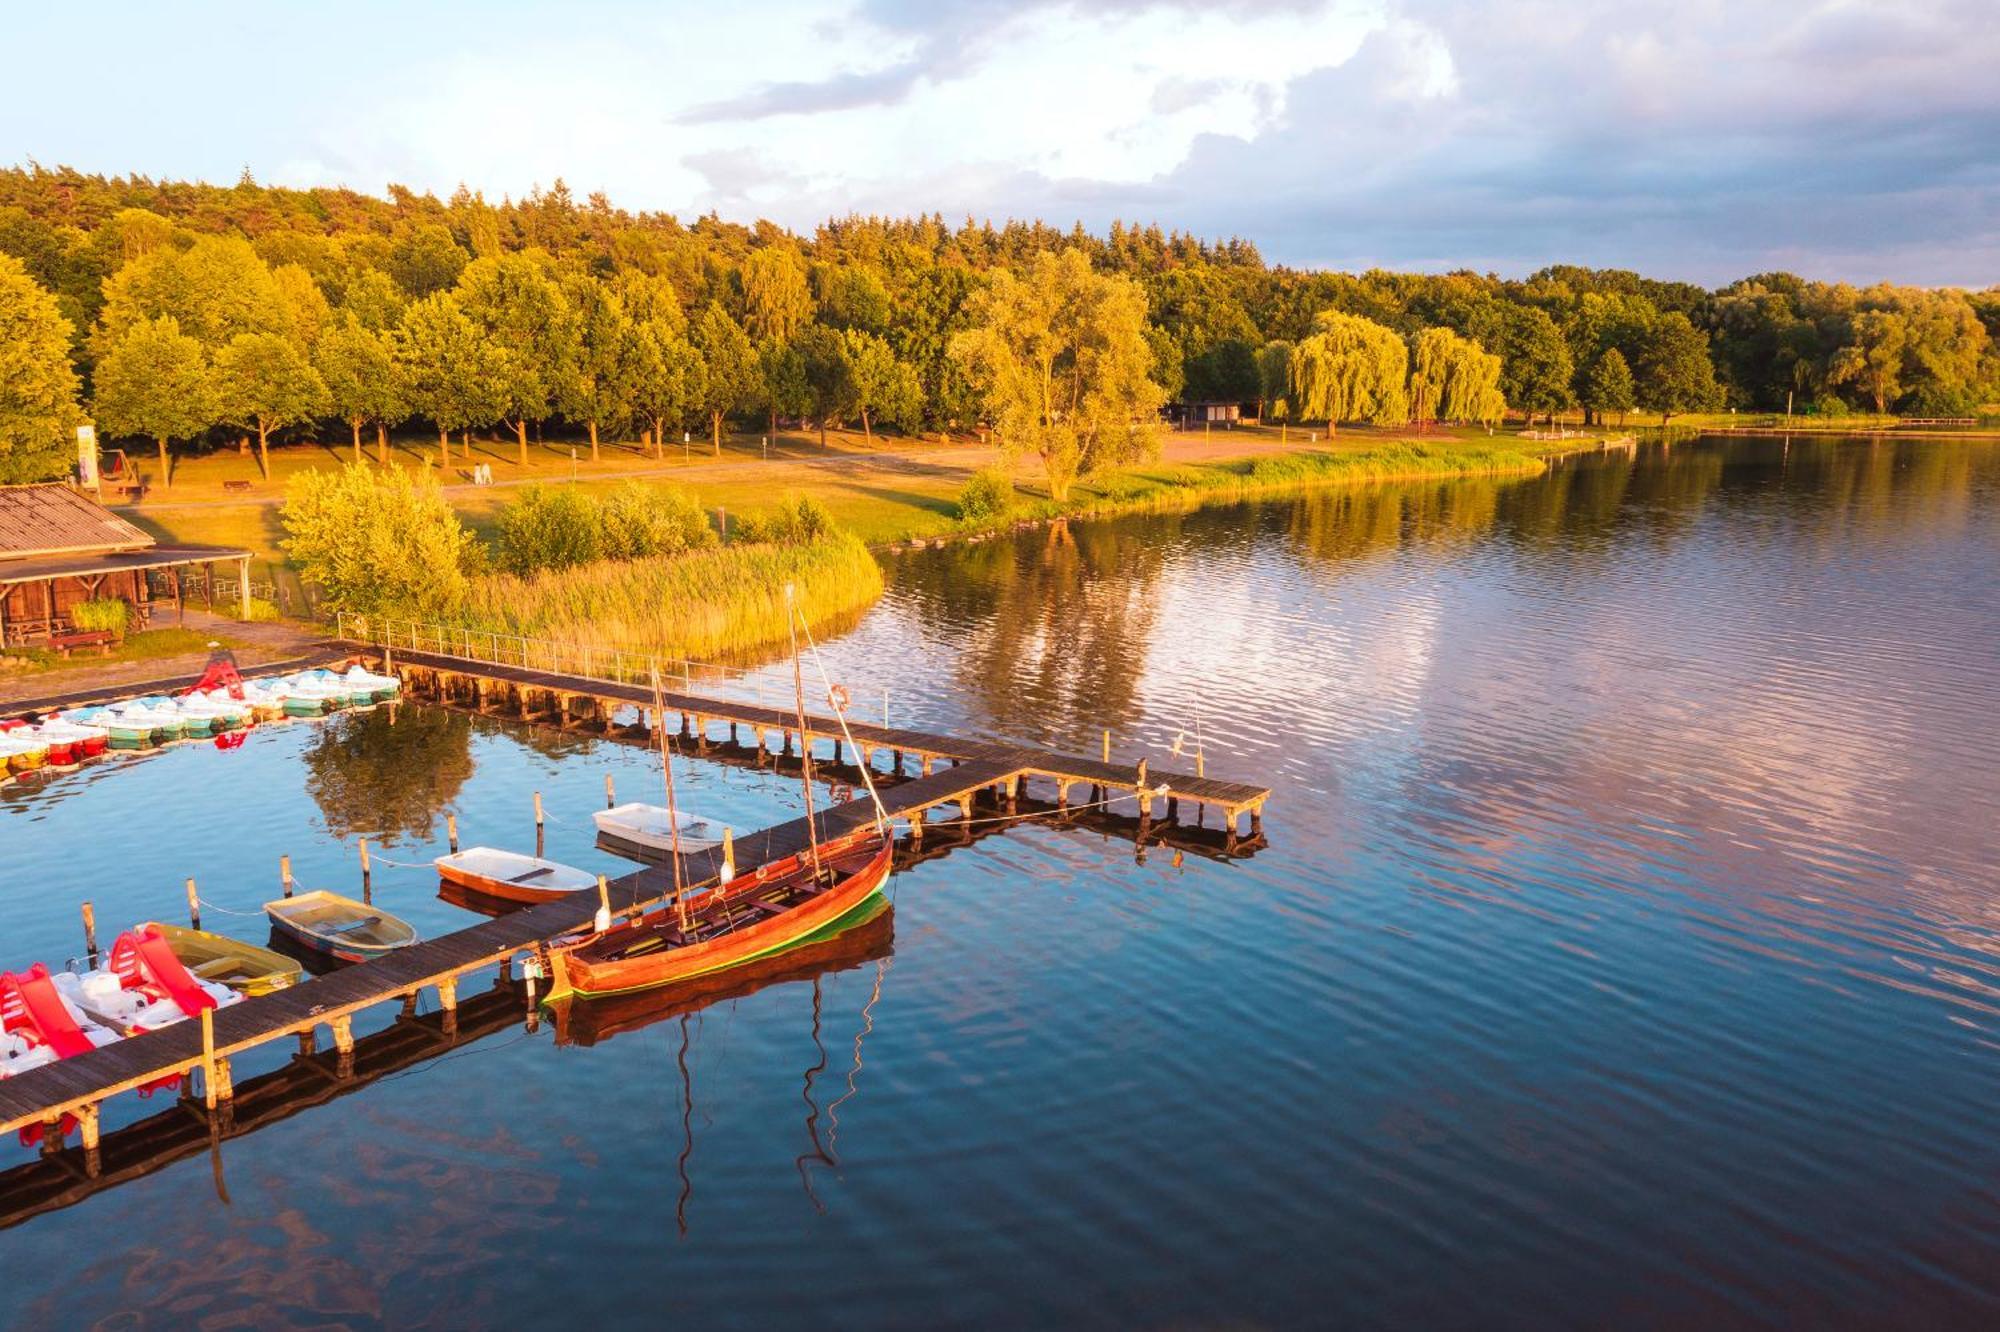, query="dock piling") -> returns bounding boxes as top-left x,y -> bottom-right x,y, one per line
604,773 -> 616,809
200,1007 -> 217,1110
81,901 -> 98,968
280,854 -> 294,898
447,814 -> 459,854
185,878 -> 201,932
359,839 -> 372,902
